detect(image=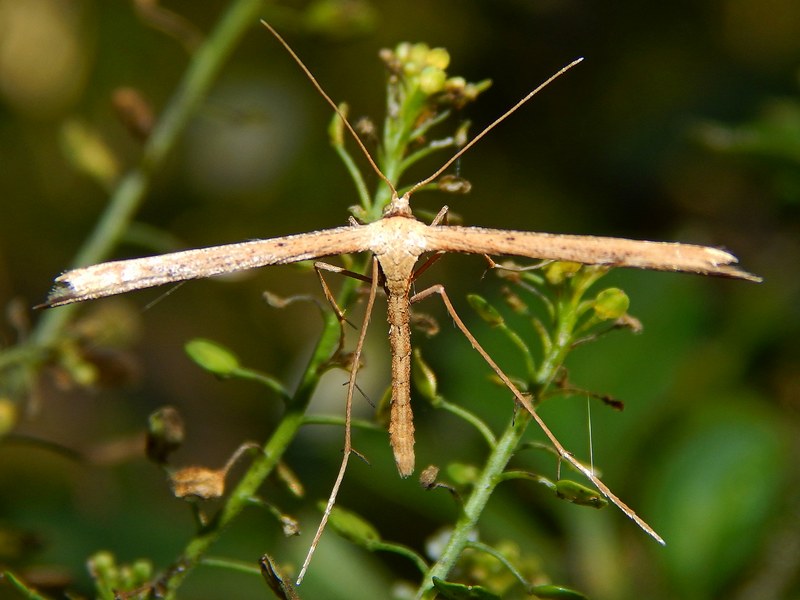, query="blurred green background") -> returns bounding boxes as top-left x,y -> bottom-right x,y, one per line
1,0 -> 798,598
